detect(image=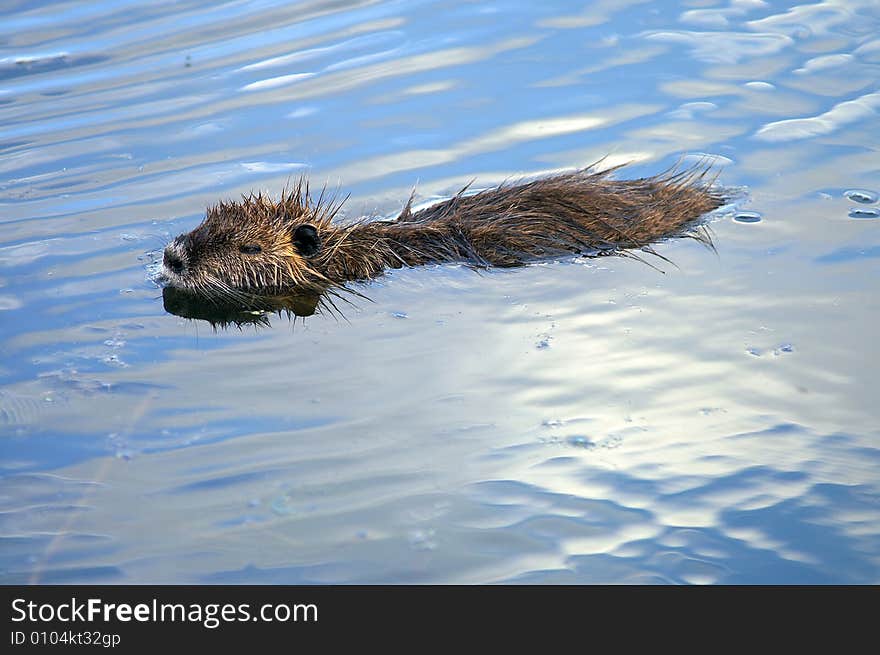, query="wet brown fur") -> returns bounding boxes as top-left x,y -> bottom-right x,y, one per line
162,162 -> 725,300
